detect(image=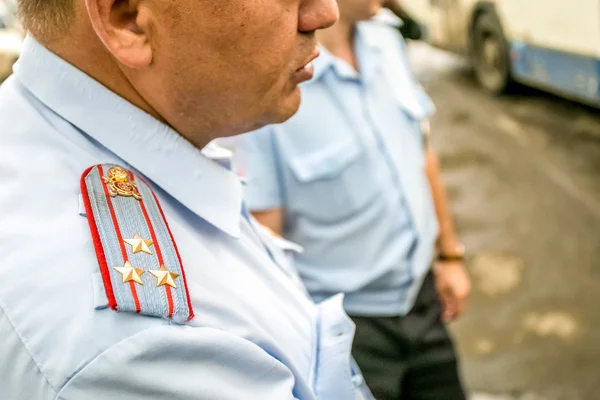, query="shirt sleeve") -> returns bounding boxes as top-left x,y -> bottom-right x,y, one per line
234,127 -> 285,211
57,325 -> 304,400
386,25 -> 436,119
